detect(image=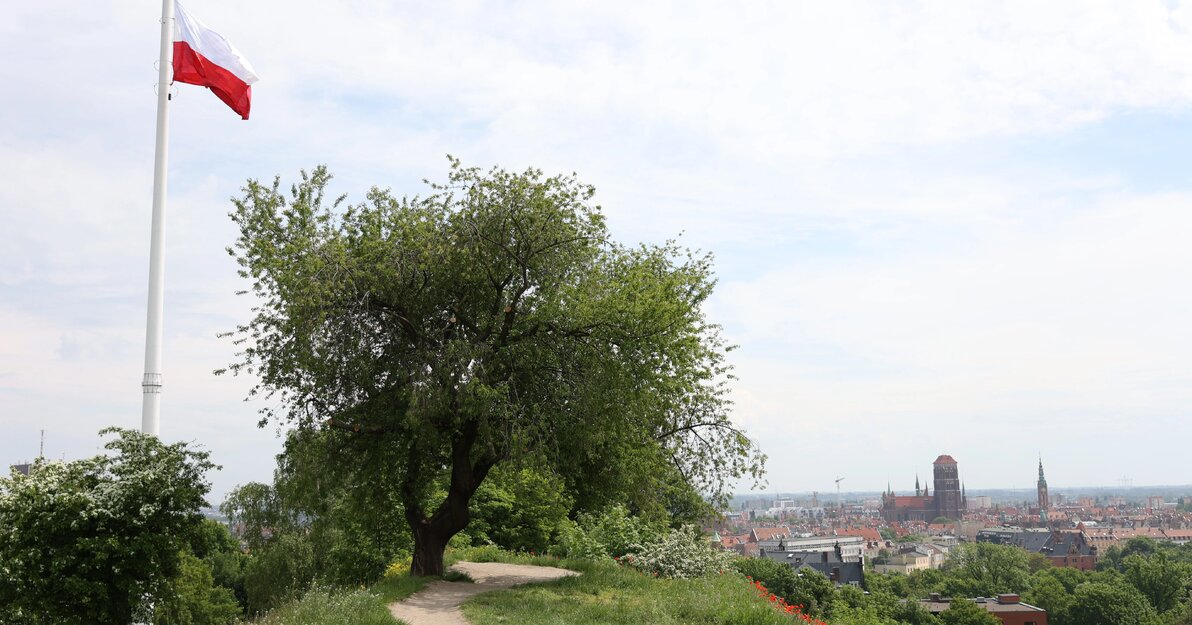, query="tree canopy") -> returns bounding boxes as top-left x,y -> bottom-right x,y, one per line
222,160 -> 765,574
